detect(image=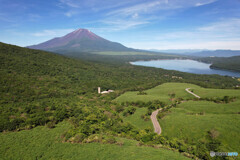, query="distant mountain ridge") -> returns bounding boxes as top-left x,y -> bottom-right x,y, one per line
149,49 -> 209,54
195,50 -> 240,57
28,29 -> 134,53
150,49 -> 240,57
